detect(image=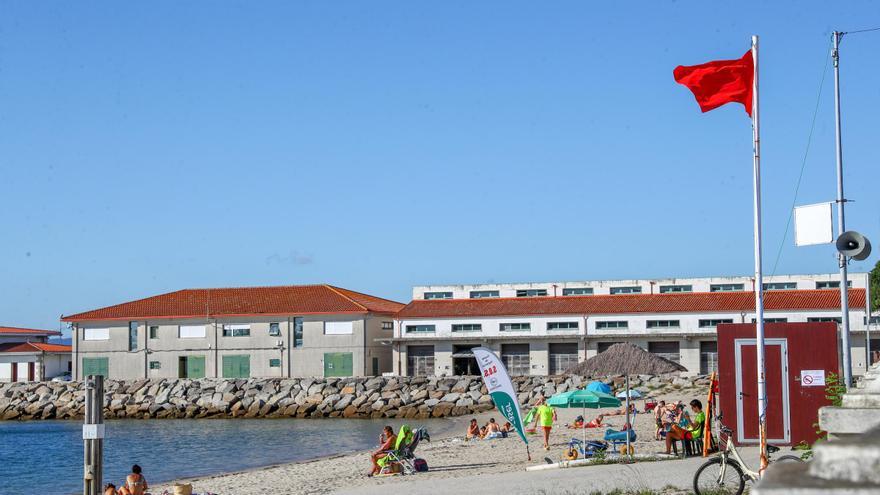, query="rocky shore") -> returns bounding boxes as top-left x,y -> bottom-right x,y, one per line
0,374 -> 710,420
